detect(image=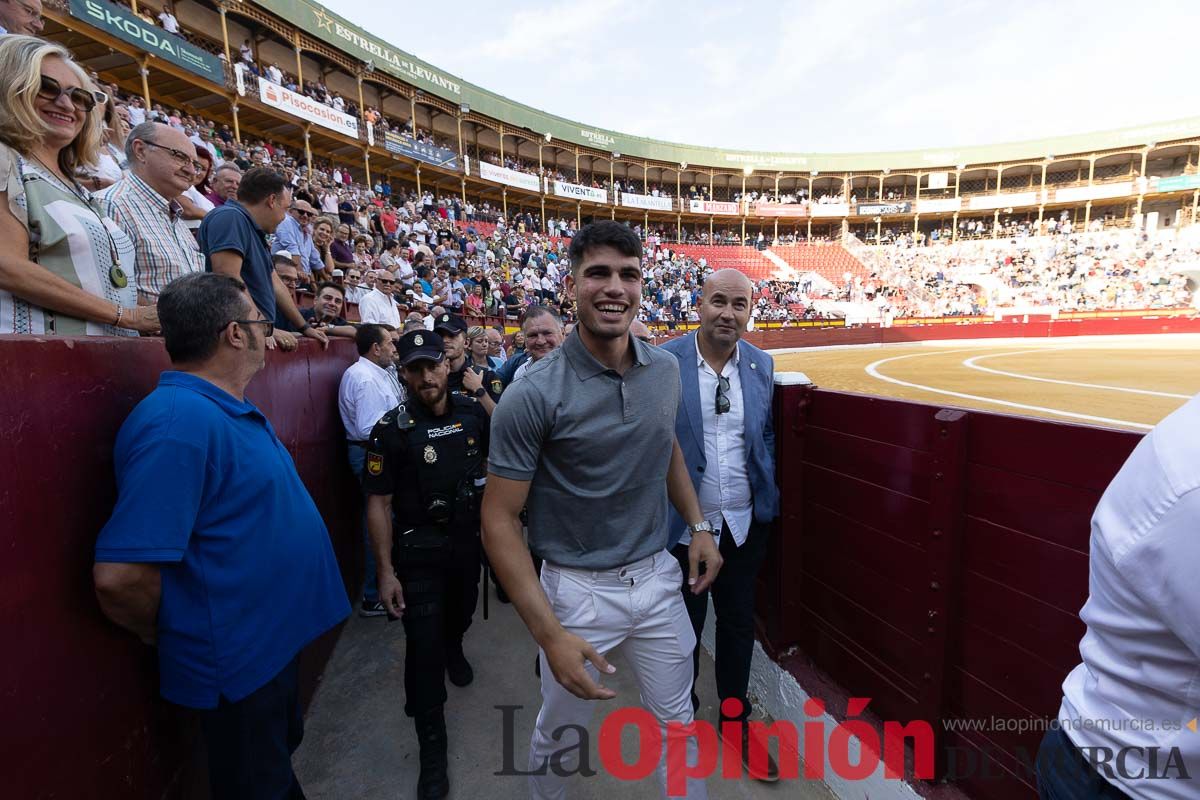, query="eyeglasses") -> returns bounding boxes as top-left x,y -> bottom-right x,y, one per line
138,139 -> 205,173
377,278 -> 396,285
715,375 -> 731,415
290,208 -> 314,218
228,318 -> 275,337
15,0 -> 42,22
37,75 -> 106,113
